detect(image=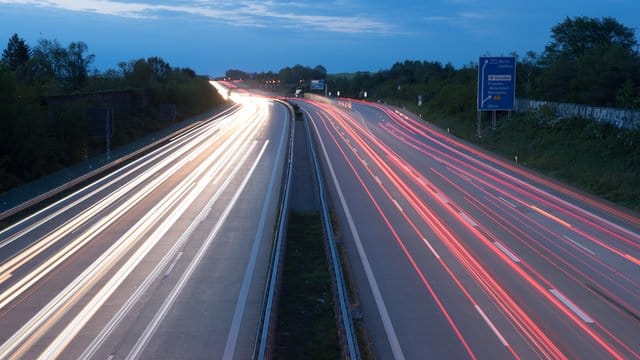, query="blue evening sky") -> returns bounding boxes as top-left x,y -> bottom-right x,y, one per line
0,0 -> 639,76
